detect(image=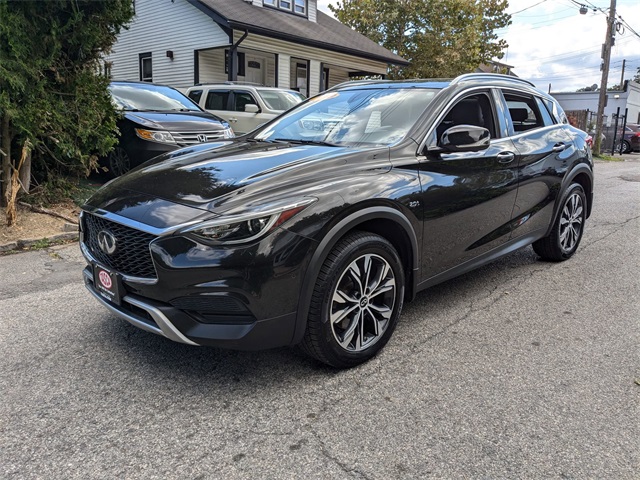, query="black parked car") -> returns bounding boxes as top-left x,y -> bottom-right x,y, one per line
105,81 -> 234,176
81,74 -> 594,368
